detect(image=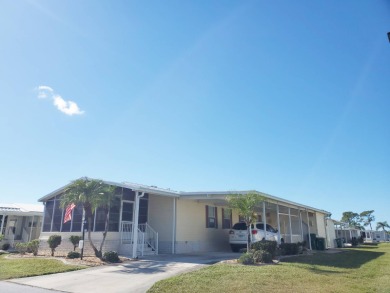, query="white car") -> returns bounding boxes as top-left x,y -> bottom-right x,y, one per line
229,222 -> 279,252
